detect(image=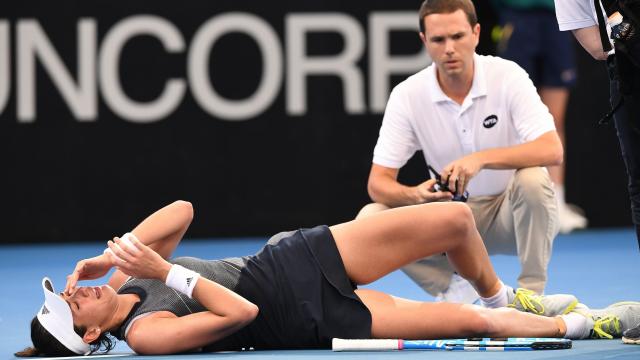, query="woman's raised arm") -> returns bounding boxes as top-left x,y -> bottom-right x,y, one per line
64,200 -> 194,294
